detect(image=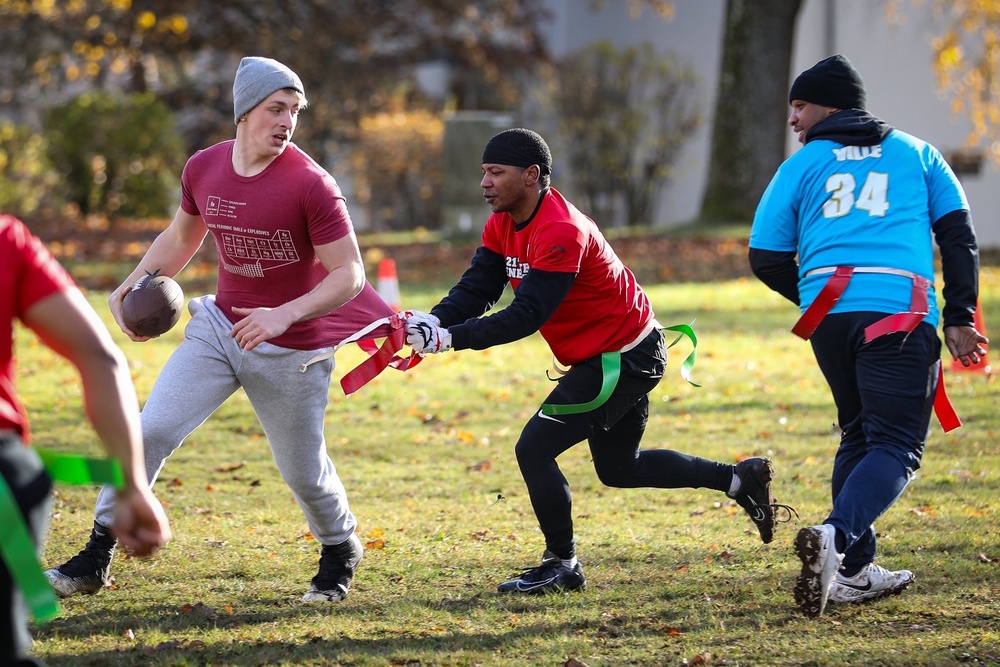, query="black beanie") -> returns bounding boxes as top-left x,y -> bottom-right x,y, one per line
789,54 -> 866,110
482,128 -> 552,175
